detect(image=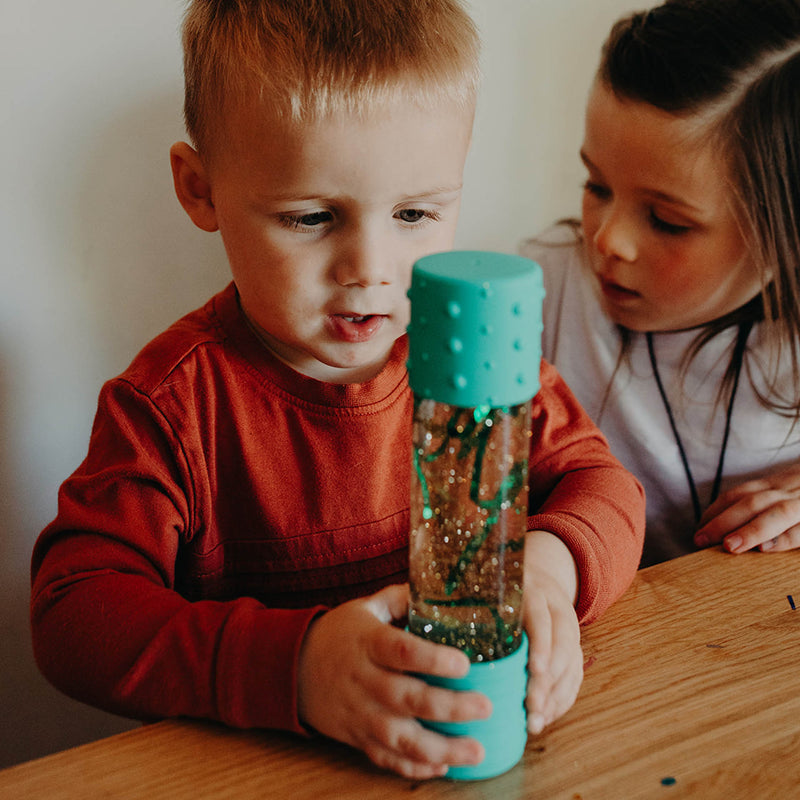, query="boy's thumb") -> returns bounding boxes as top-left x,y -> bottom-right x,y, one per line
366,583 -> 410,624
